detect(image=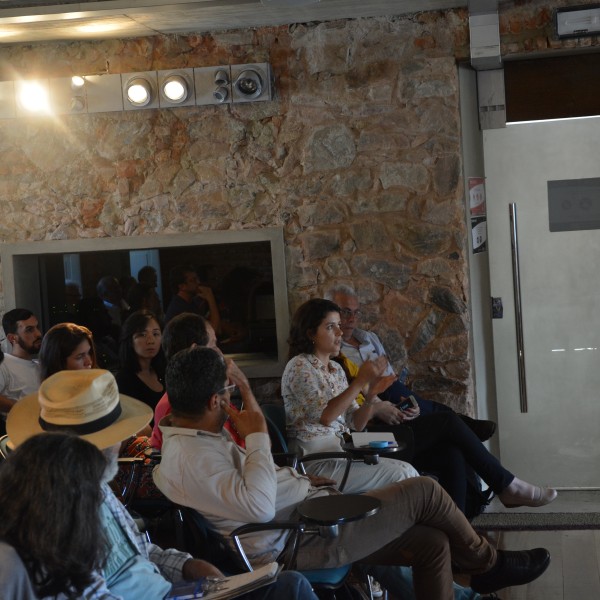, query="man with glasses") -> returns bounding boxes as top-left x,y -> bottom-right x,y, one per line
325,285 -> 496,442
